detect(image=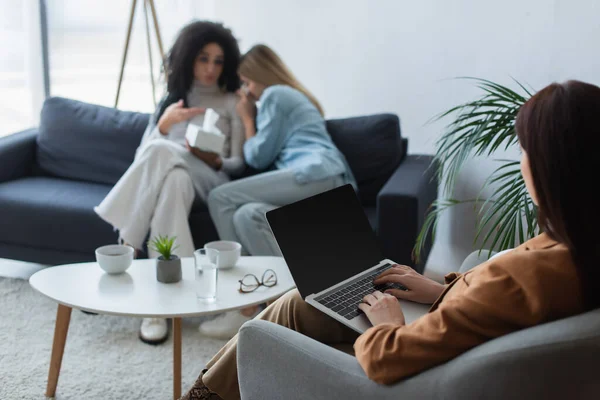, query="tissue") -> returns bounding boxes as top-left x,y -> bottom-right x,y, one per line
185,108 -> 226,154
